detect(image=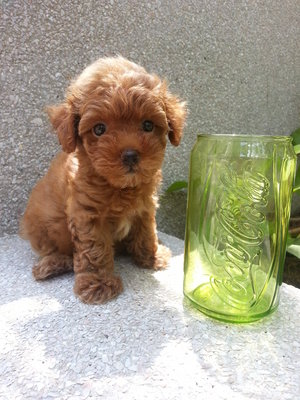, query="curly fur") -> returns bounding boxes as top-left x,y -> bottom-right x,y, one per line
20,56 -> 186,304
